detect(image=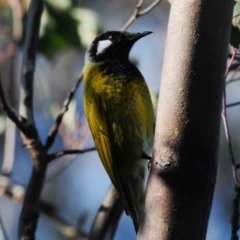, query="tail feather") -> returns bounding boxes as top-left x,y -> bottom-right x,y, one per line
118,160 -> 146,232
